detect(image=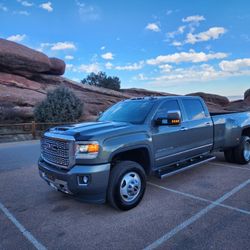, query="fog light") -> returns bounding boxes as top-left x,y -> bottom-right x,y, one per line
83,176 -> 89,184
78,175 -> 89,185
